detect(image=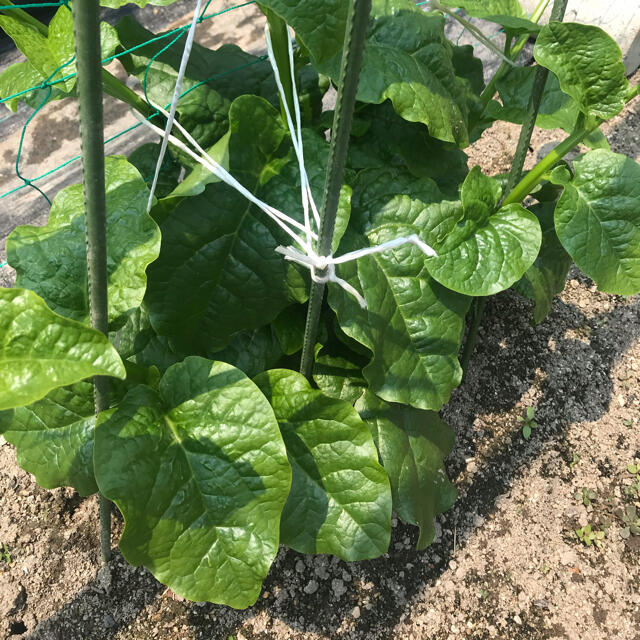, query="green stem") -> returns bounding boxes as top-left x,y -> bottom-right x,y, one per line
258,3 -> 295,121
299,0 -> 372,381
503,0 -> 569,196
502,125 -> 588,206
72,0 -> 112,564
